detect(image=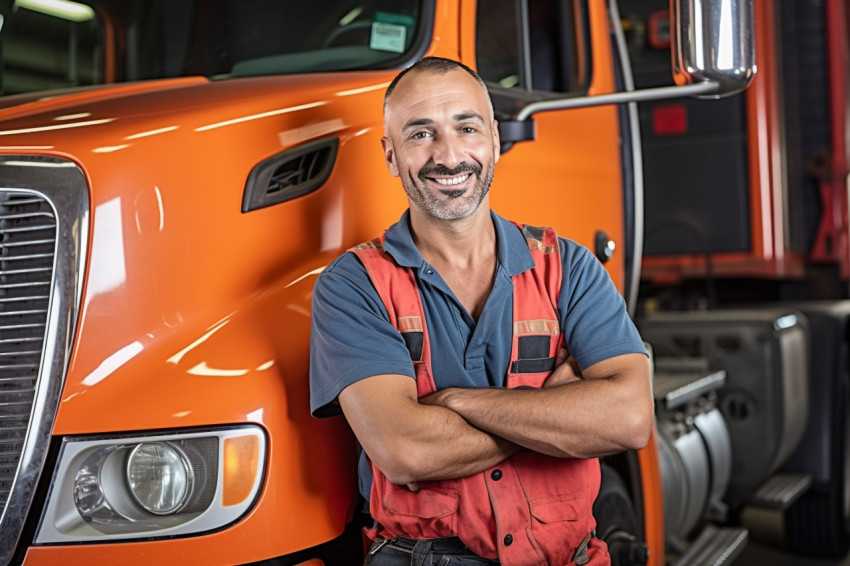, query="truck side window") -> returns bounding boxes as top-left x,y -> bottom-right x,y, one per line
475,0 -> 587,94
1,0 -> 101,95
0,0 -> 429,96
